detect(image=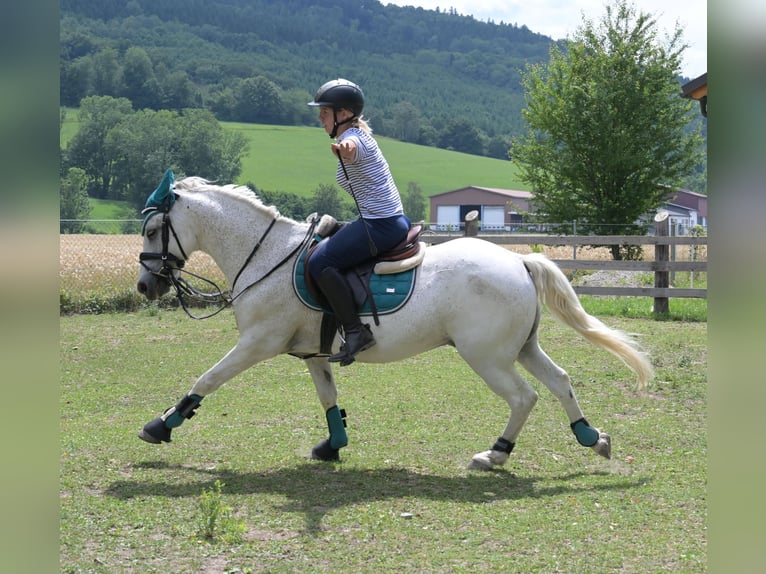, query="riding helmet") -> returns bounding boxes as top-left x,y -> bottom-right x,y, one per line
308,79 -> 365,116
